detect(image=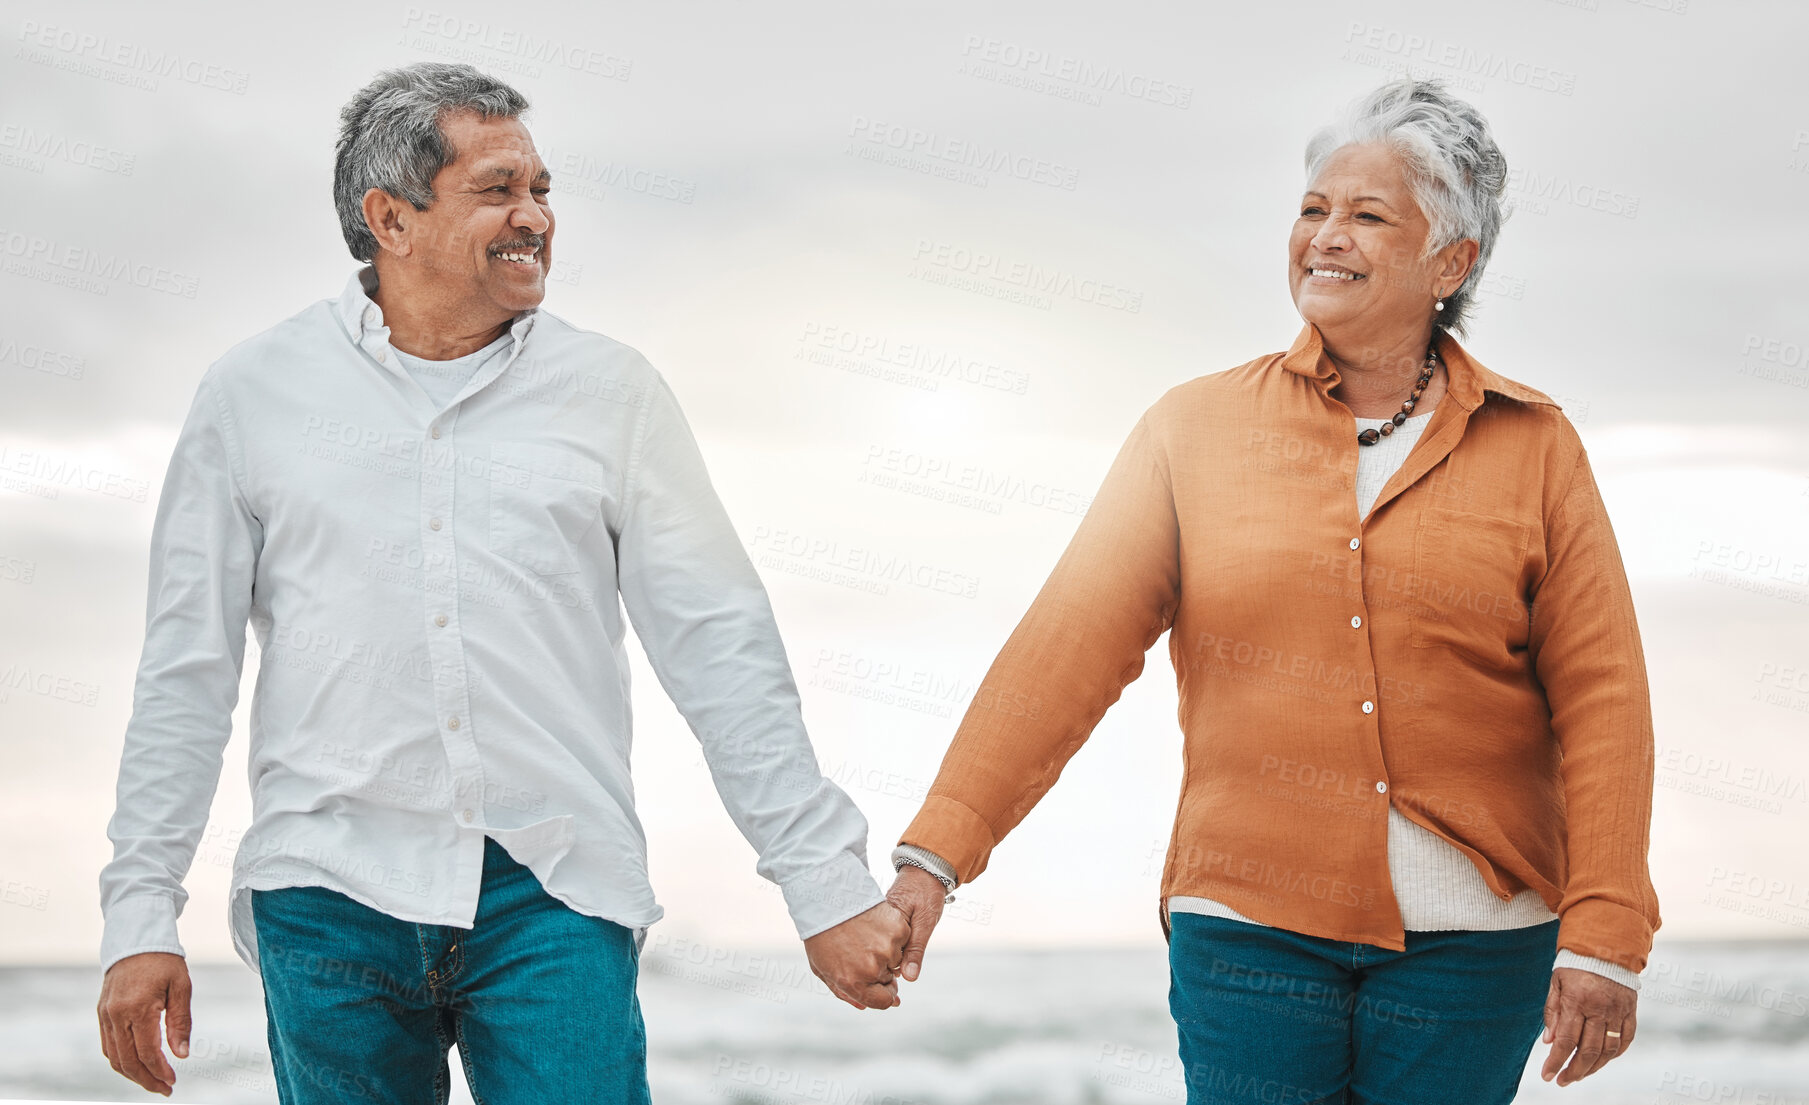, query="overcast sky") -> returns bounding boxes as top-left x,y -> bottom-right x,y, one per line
2,0 -> 1807,963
